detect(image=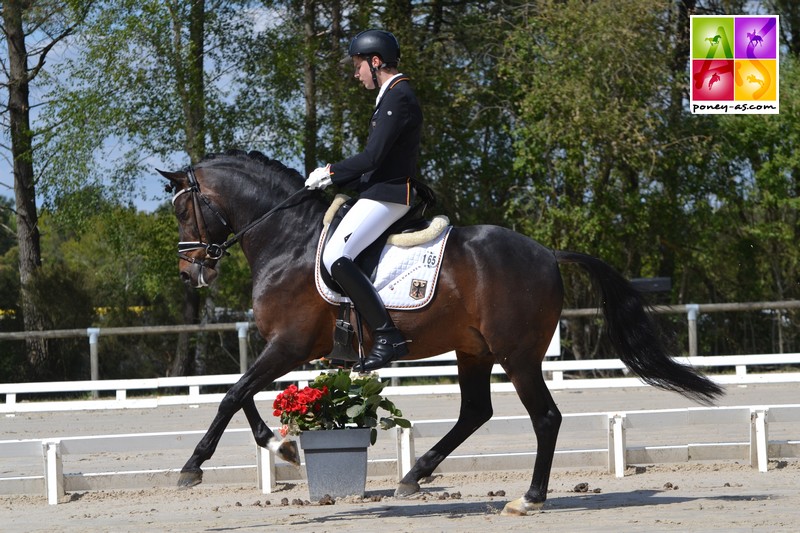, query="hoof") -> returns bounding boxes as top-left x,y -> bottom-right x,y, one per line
501,496 -> 544,516
394,481 -> 421,497
177,469 -> 203,489
277,439 -> 300,467
268,437 -> 301,467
